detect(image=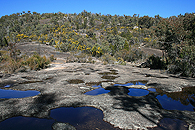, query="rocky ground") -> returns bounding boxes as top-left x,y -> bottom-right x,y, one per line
0,43 -> 195,129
